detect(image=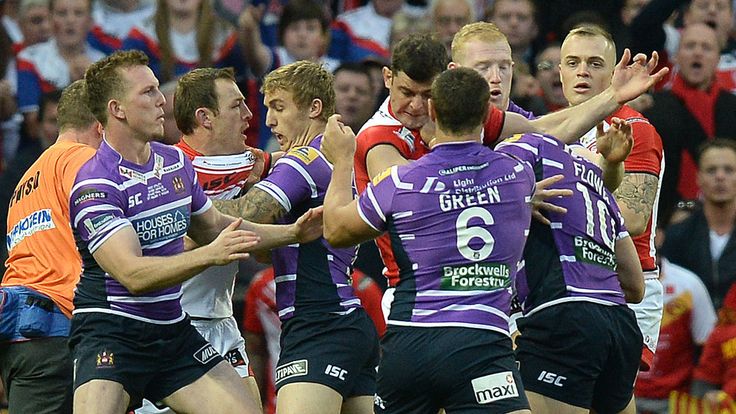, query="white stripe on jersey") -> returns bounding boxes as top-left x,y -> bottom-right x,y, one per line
108,290 -> 183,303
274,274 -> 297,283
542,159 -> 564,169
566,285 -> 624,297
254,181 -> 292,212
128,197 -> 191,221
88,221 -> 131,253
366,186 -> 385,222
72,307 -> 187,325
278,158 -> 318,198
387,319 -> 511,335
412,303 -> 509,320
390,166 -> 413,190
